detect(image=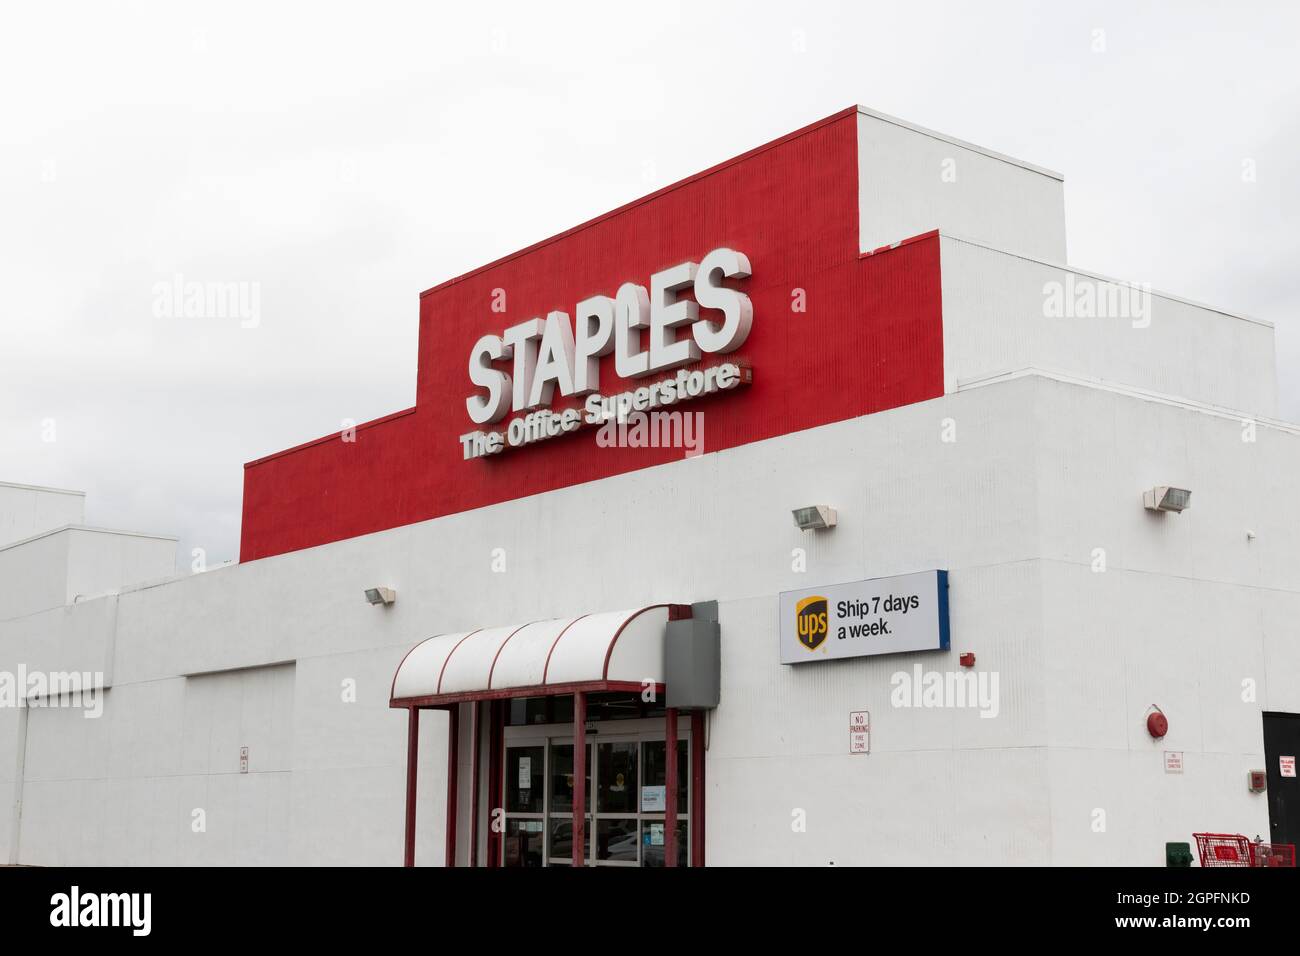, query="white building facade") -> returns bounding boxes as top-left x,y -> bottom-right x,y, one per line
3,107 -> 1298,866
